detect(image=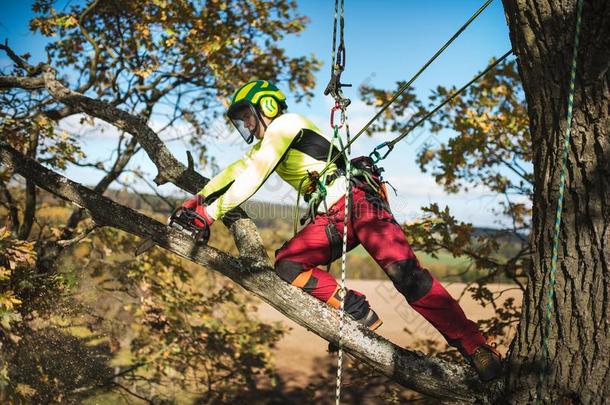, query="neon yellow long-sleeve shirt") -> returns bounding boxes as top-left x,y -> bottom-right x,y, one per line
199,113 -> 346,220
